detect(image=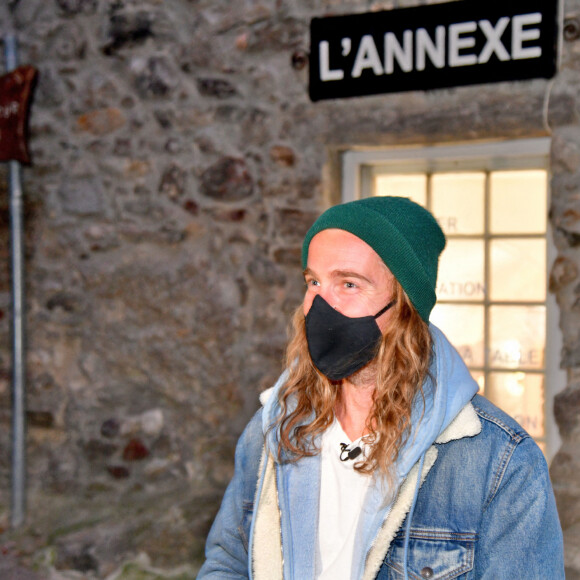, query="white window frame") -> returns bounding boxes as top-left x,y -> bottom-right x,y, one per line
342,138 -> 564,463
